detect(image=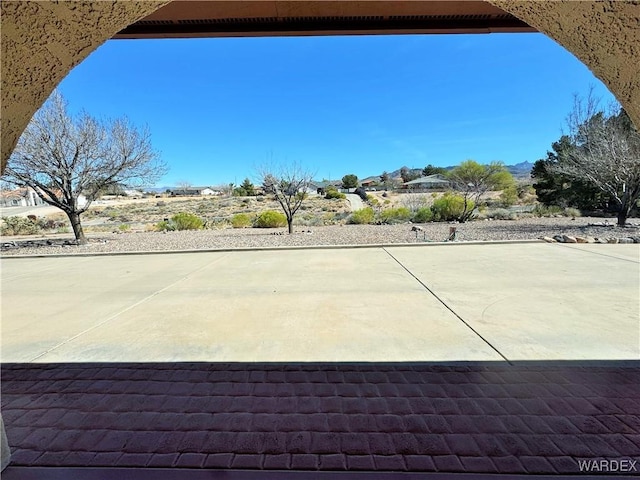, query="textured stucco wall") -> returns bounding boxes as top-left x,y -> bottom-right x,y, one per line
0,1 -> 169,172
488,0 -> 640,128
